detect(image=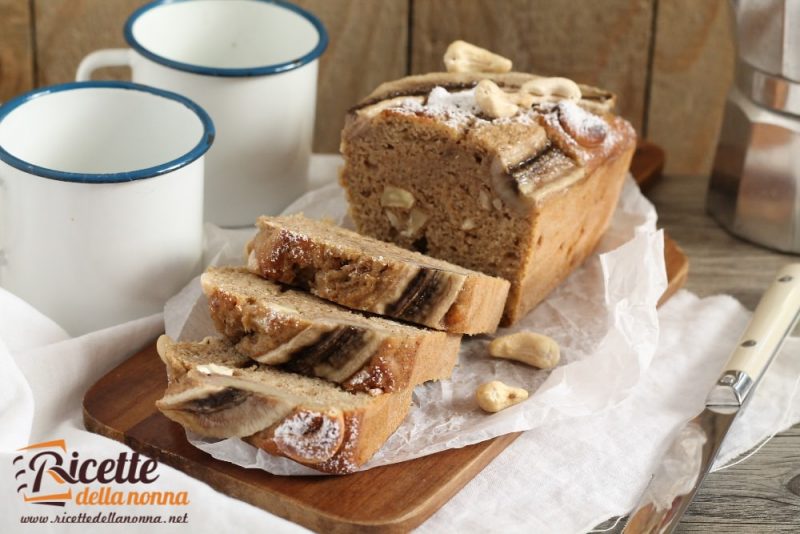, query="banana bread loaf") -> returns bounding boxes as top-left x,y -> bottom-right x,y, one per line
339,44 -> 636,325
156,335 -> 413,474
245,213 -> 510,334
201,267 -> 460,394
